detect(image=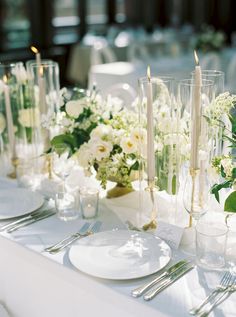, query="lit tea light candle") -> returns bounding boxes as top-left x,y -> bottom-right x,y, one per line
146,66 -> 155,184
190,51 -> 202,170
80,188 -> 99,219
